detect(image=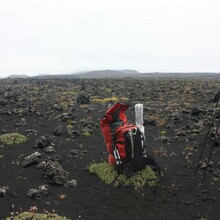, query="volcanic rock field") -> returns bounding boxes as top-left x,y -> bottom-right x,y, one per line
0,77 -> 220,219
